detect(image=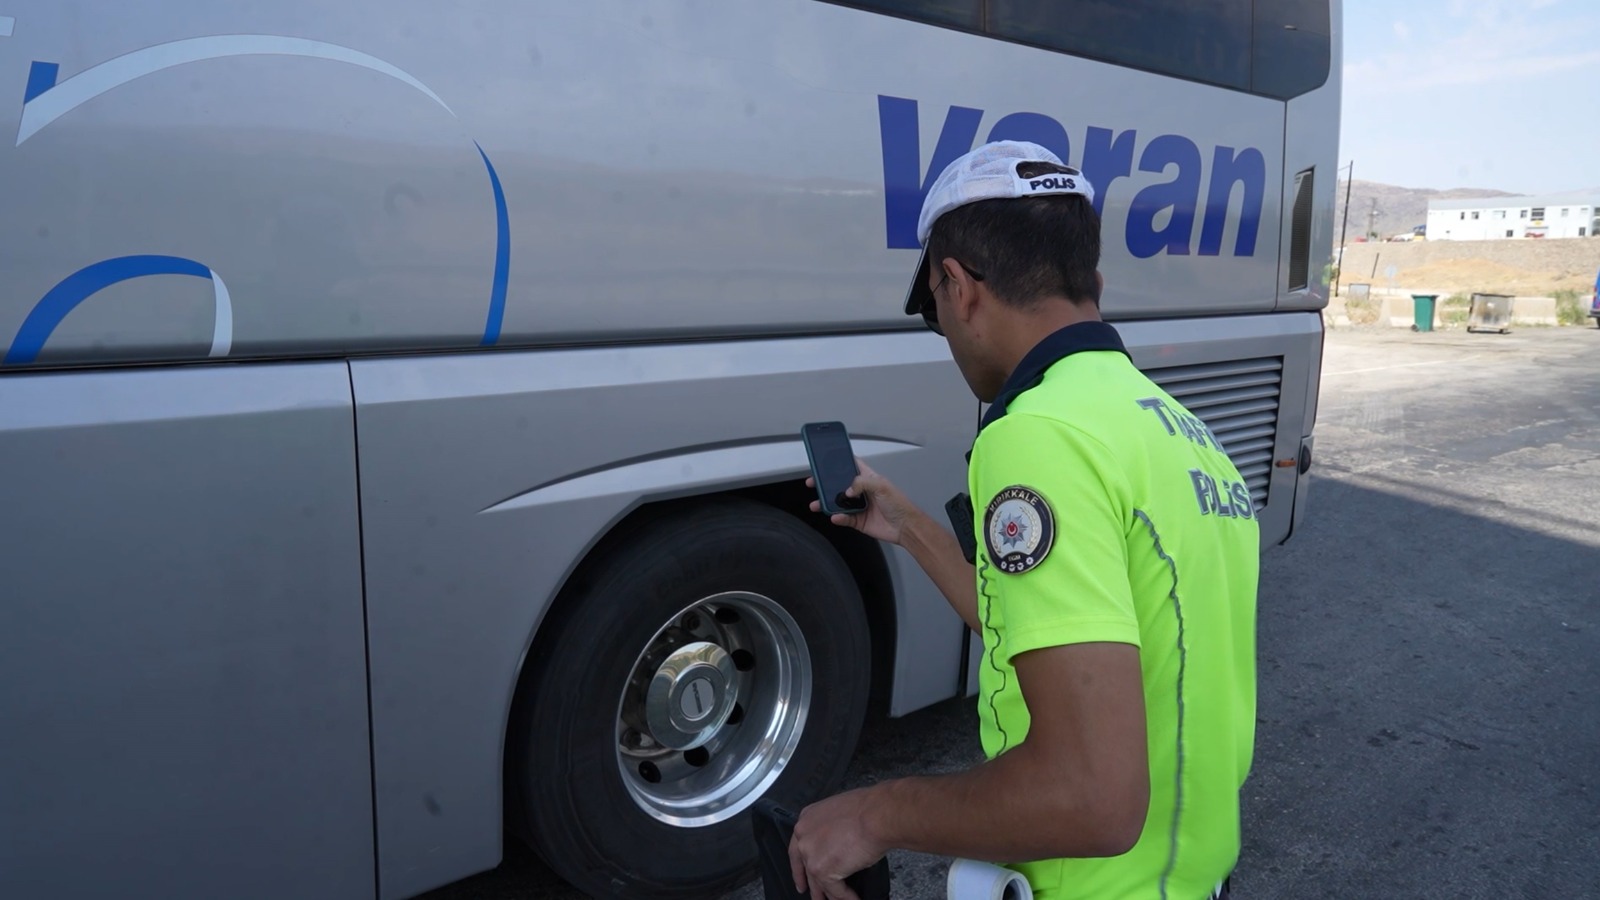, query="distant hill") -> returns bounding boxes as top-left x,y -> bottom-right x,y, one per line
1333,179 -> 1519,245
